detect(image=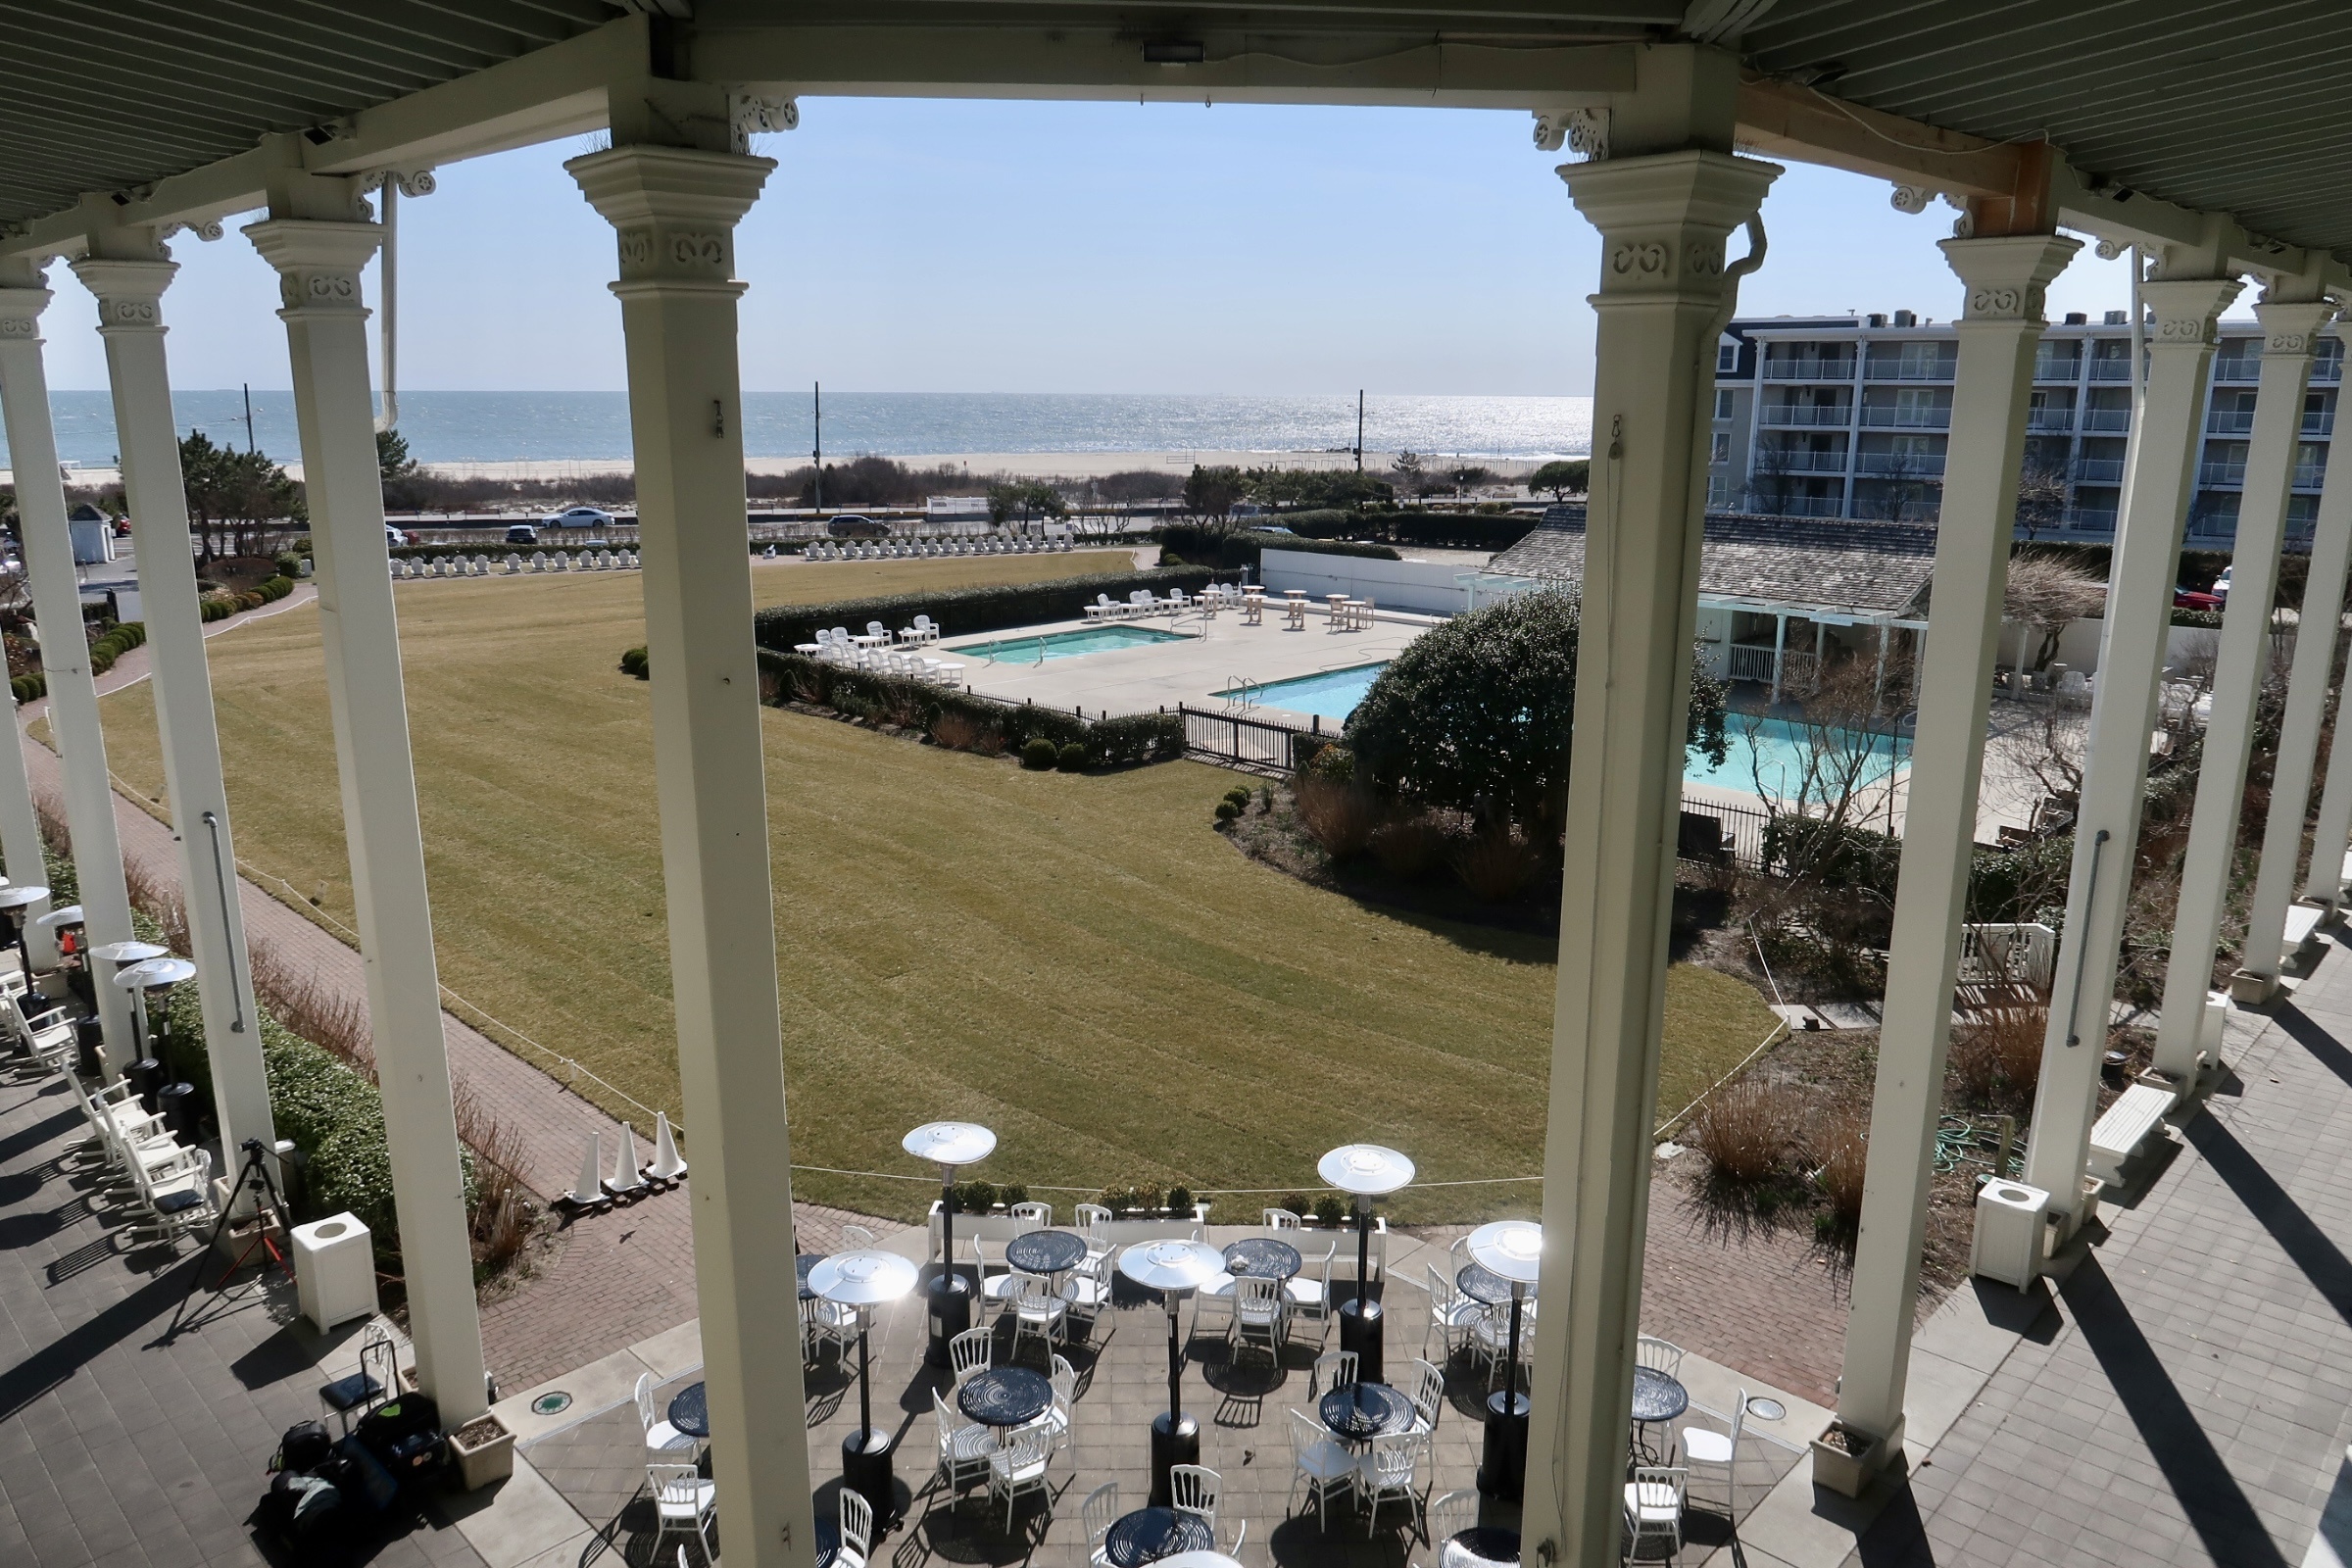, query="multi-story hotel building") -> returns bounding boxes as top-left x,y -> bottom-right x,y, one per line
1709,310 -> 2343,549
